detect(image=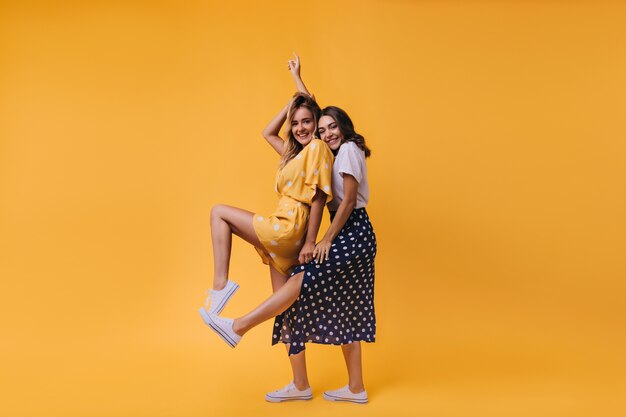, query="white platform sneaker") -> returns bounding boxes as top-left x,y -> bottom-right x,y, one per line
265,382 -> 313,403
323,385 -> 368,404
203,279 -> 239,314
198,309 -> 241,348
